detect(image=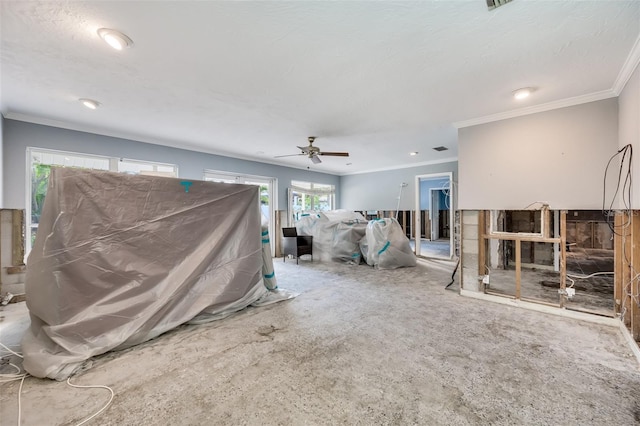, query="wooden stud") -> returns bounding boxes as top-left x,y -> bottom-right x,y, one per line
559,210 -> 567,308
12,209 -> 25,266
478,210 -> 486,278
622,212 -> 632,327
630,212 -> 640,341
515,239 -> 521,300
614,213 -> 624,315
543,207 -> 551,238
